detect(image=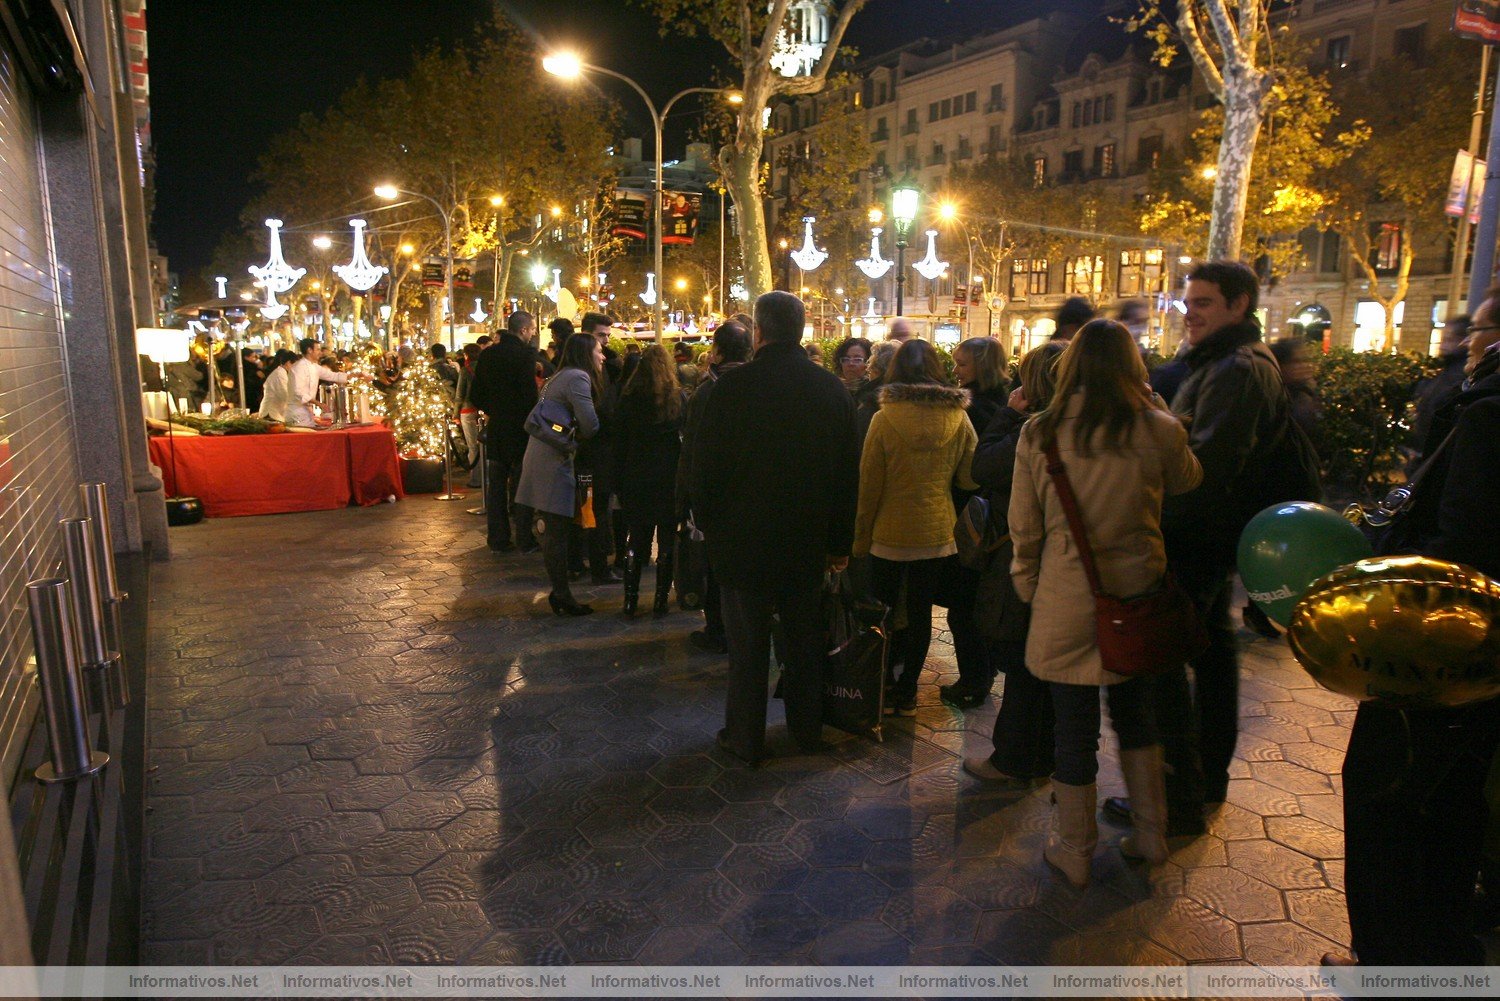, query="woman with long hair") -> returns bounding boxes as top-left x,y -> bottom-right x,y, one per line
515,333 -> 603,616
853,339 -> 977,716
938,336 -> 1012,709
615,344 -> 686,616
964,341 -> 1065,783
1008,319 -> 1201,886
